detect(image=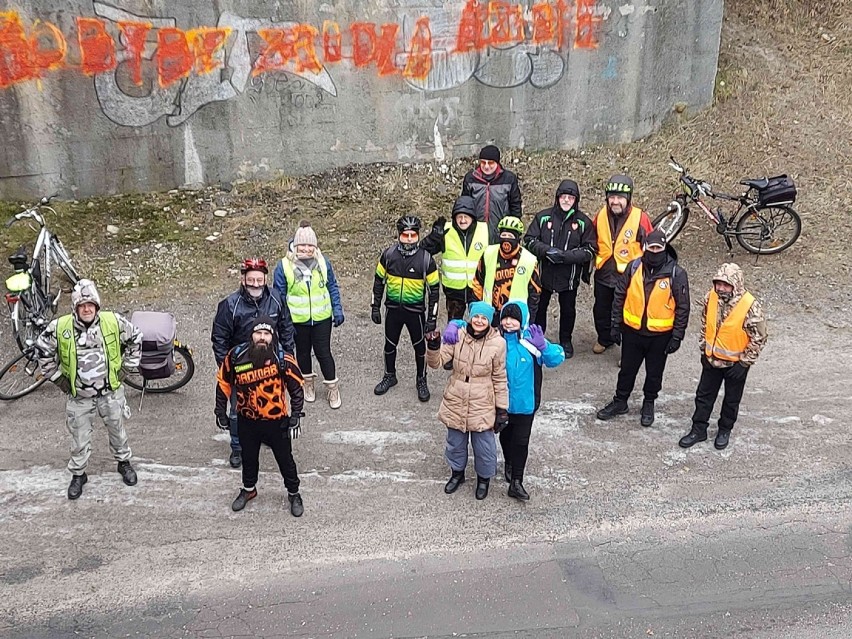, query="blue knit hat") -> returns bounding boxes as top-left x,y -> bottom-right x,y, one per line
467,301 -> 495,323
